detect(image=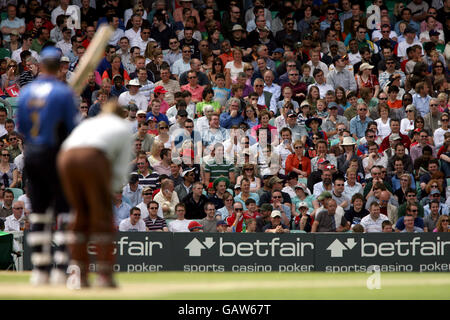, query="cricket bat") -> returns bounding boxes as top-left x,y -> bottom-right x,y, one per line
68,24 -> 114,96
